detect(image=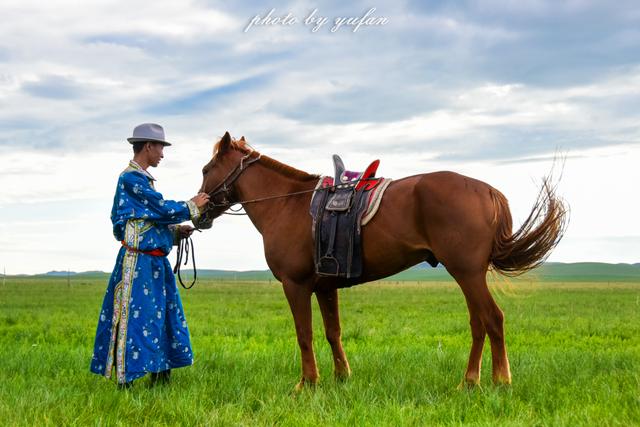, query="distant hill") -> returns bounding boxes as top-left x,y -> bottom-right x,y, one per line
40,271 -> 112,279
15,262 -> 640,282
38,269 -> 276,281
43,270 -> 106,277
526,262 -> 640,282
197,269 -> 276,281
390,262 -> 640,282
